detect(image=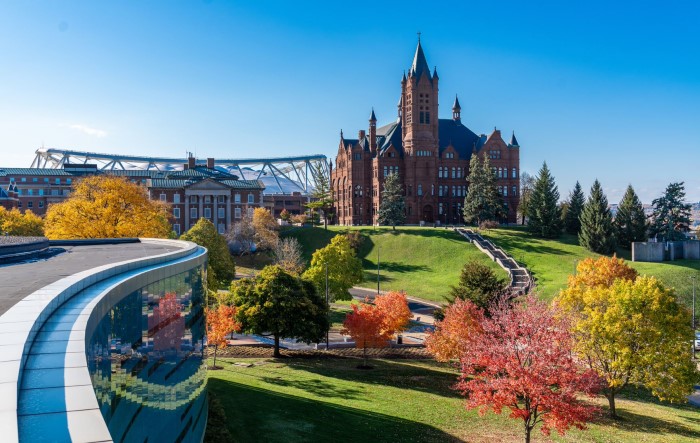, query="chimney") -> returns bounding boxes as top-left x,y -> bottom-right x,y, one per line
188,155 -> 196,169
207,158 -> 215,169
183,163 -> 189,170
358,130 -> 366,140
